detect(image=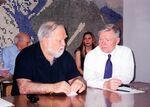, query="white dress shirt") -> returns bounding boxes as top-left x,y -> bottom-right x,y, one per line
83,45 -> 134,89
